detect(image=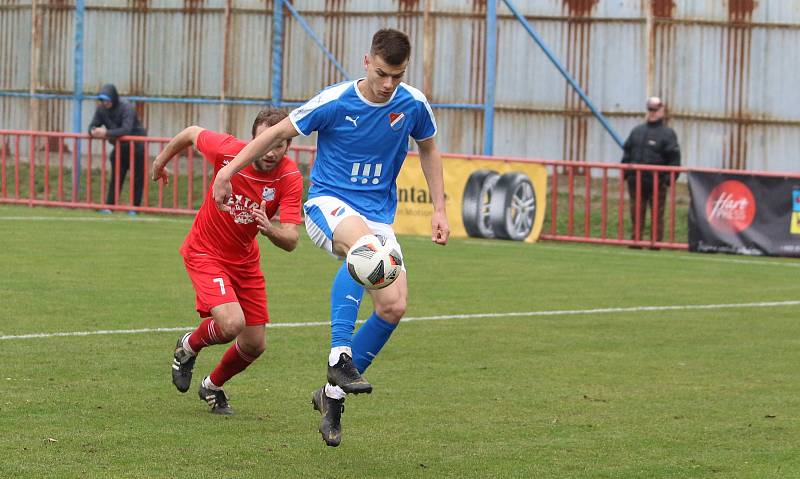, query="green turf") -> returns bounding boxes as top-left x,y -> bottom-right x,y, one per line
0,204 -> 798,478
